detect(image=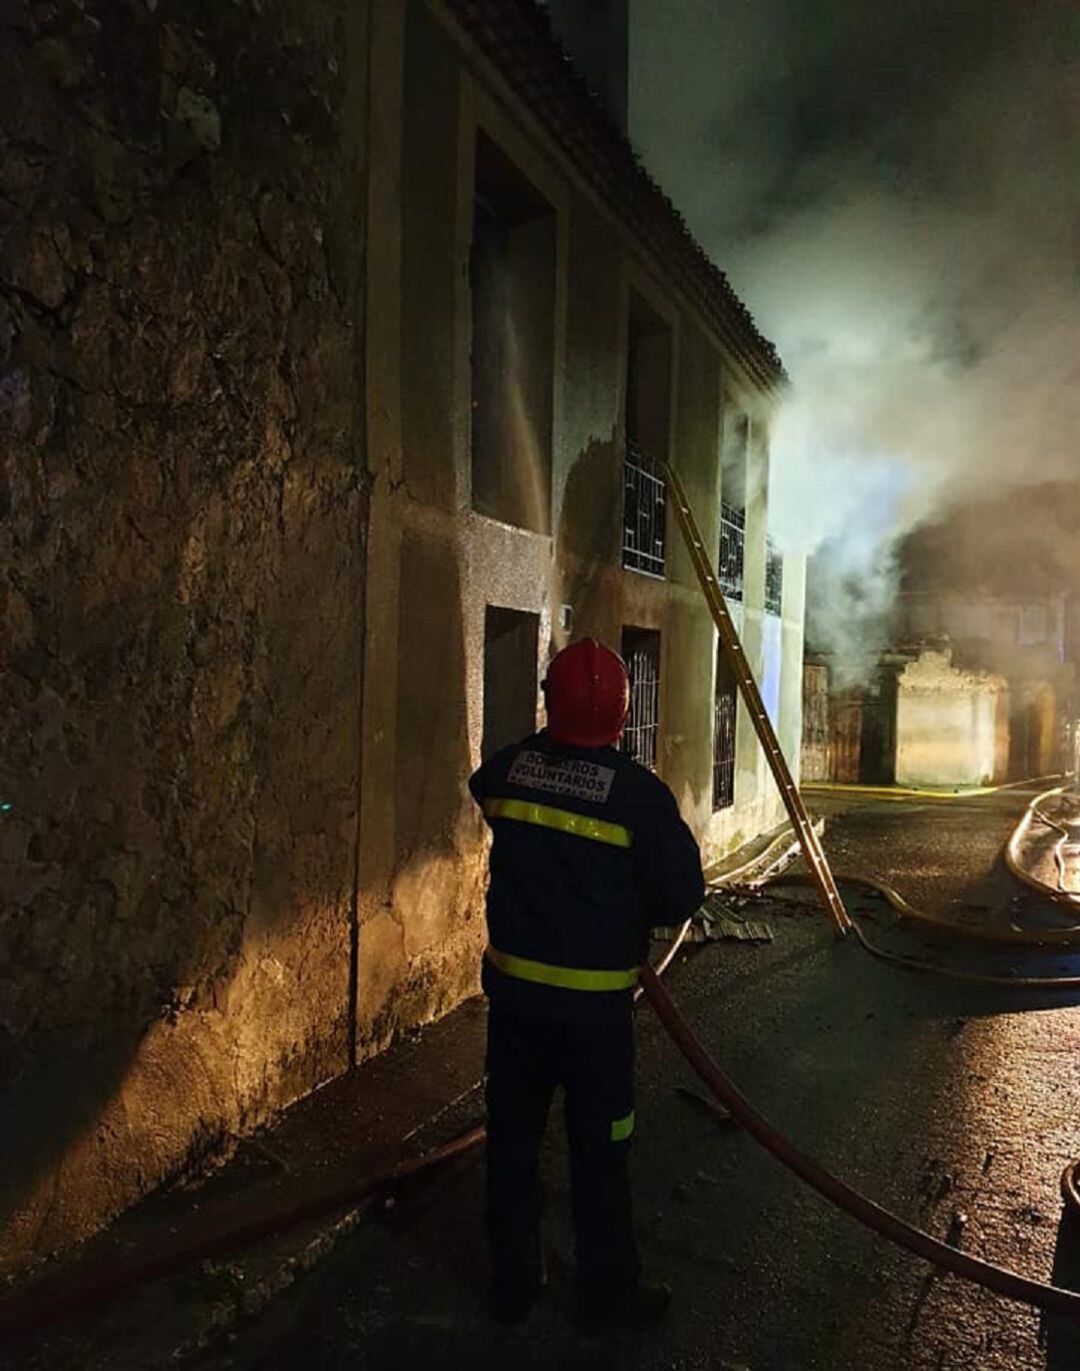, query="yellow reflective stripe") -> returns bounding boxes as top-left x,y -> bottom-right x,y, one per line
486,946 -> 639,993
611,1110 -> 635,1143
483,797 -> 632,849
